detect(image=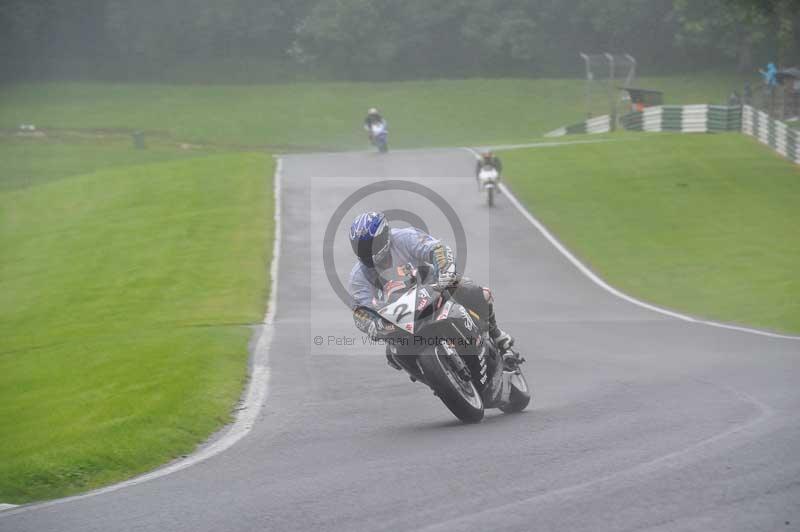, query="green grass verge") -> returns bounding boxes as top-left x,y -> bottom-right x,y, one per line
503,133 -> 800,334
0,137 -> 207,192
0,144 -> 273,502
0,74 -> 749,150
